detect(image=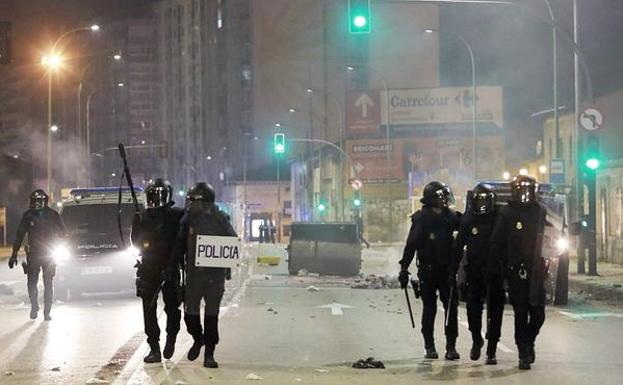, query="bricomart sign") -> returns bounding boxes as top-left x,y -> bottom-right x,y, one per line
381,86 -> 503,128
